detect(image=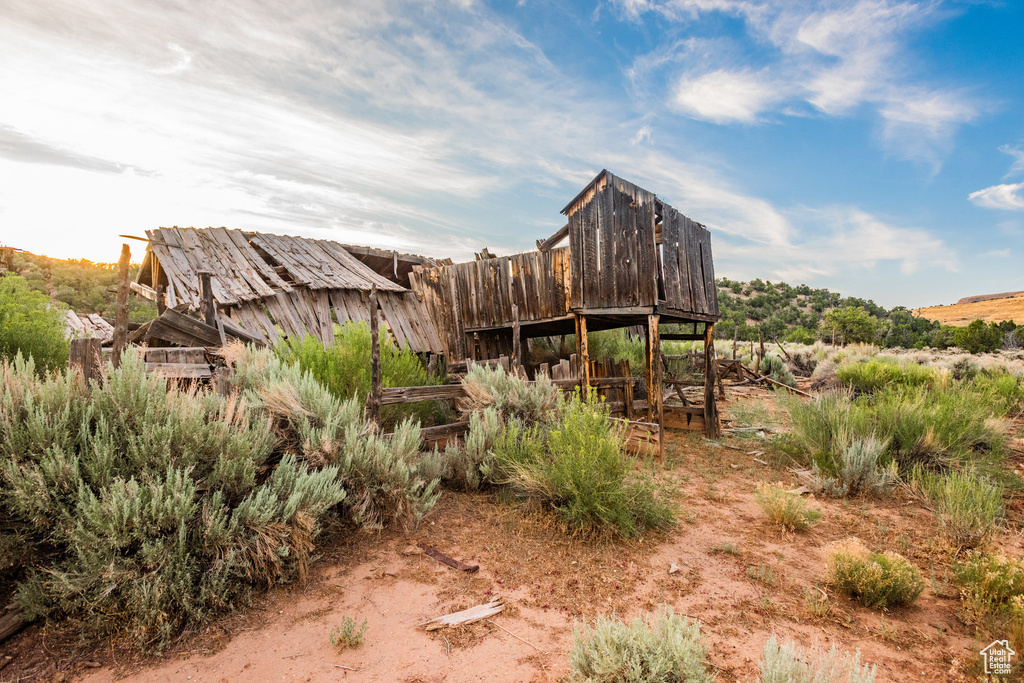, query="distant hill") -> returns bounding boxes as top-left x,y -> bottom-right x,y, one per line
3,248 -> 156,324
956,291 -> 1024,305
914,293 -> 1024,327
